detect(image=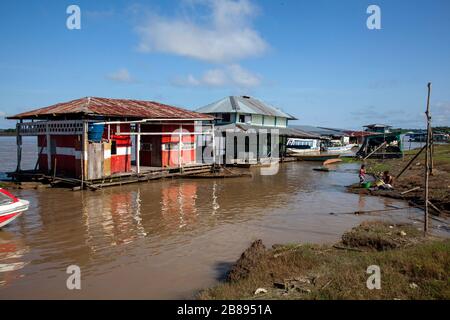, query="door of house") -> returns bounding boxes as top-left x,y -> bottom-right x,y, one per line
87,142 -> 104,180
